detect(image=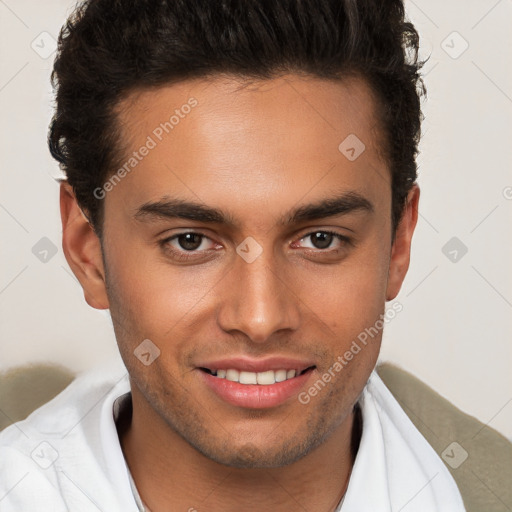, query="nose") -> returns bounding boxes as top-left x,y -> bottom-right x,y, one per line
216,246 -> 301,344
